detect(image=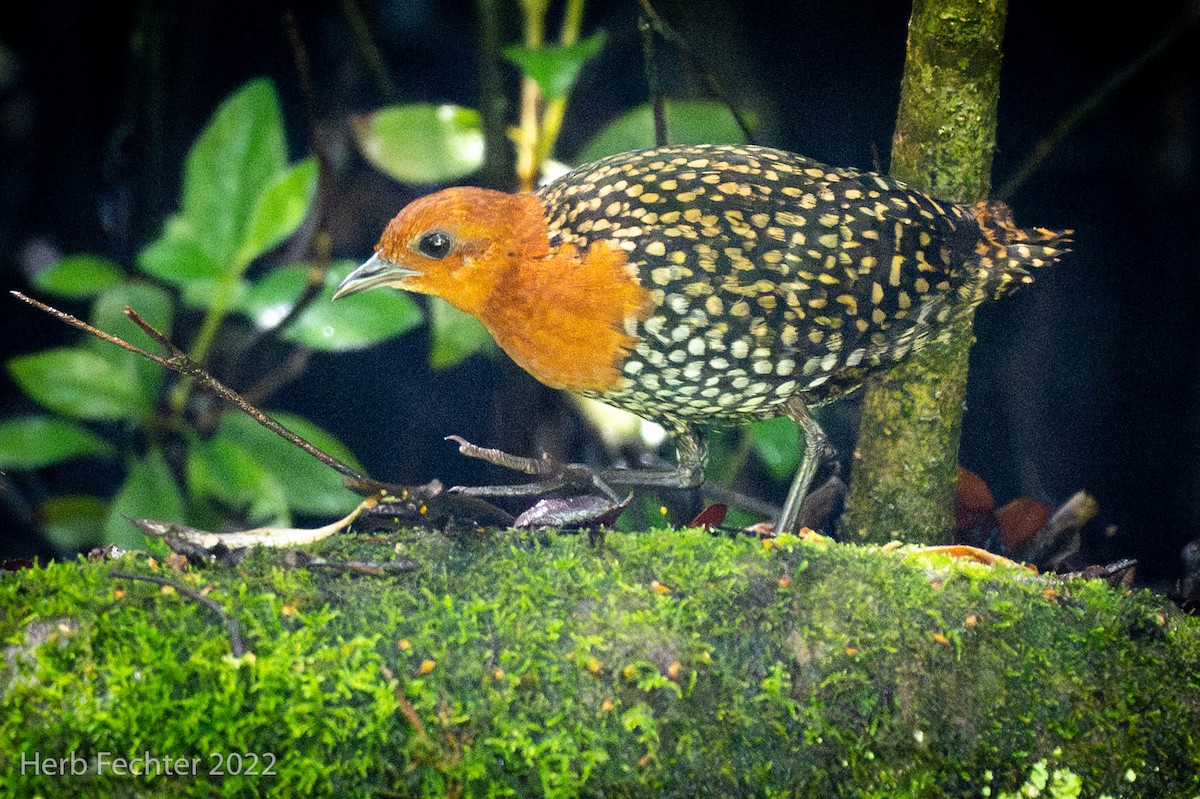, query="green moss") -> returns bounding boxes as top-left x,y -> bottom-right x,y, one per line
3,529 -> 1199,798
